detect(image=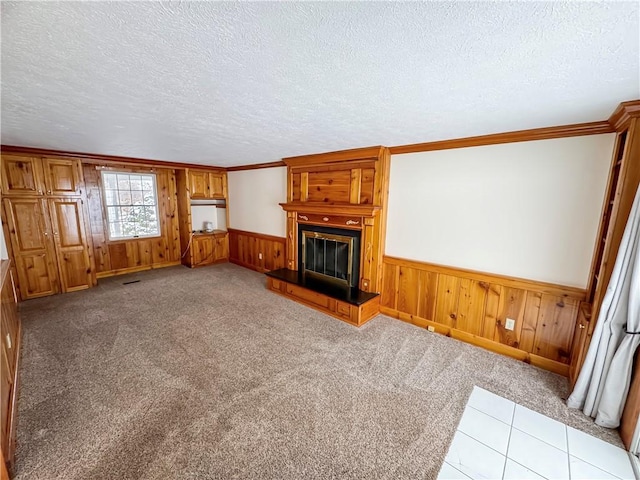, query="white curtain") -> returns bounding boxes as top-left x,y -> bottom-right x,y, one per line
567,184 -> 640,428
